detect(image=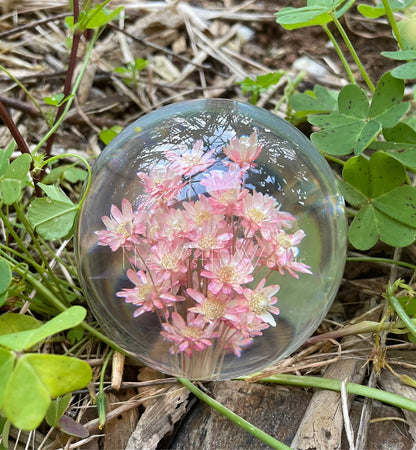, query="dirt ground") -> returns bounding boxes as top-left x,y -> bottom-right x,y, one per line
1,1 -> 416,449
